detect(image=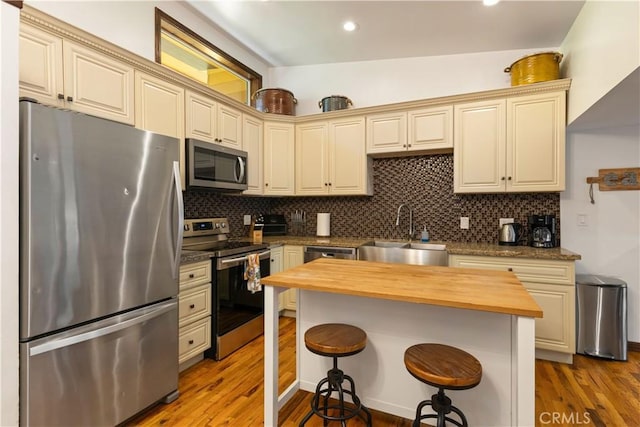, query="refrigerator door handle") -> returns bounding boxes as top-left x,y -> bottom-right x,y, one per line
29,301 -> 176,357
172,161 -> 184,279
